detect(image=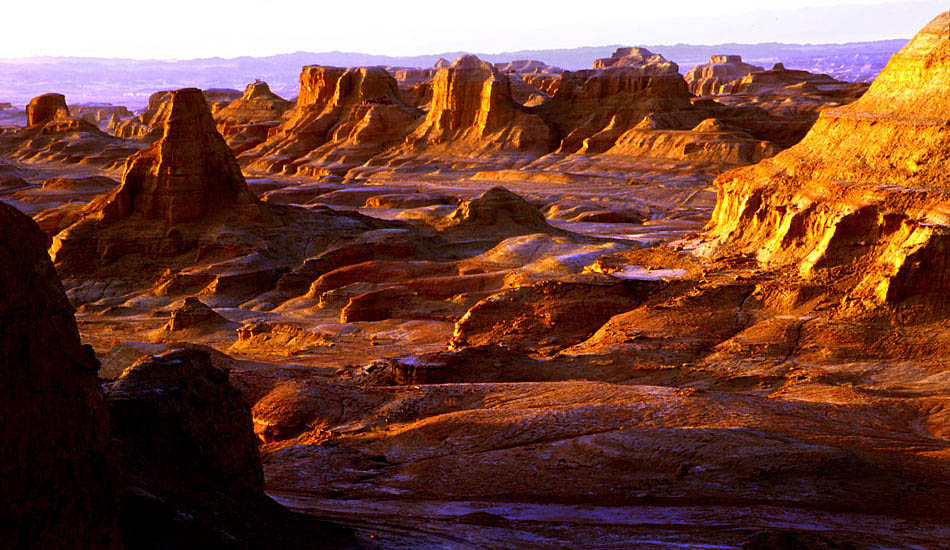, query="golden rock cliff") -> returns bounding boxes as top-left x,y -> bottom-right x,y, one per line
242,66 -> 420,176
700,11 -> 950,307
